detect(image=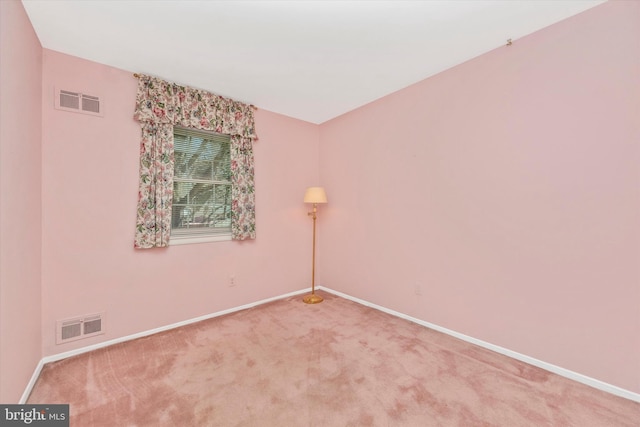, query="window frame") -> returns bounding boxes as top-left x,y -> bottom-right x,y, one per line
170,126 -> 232,245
